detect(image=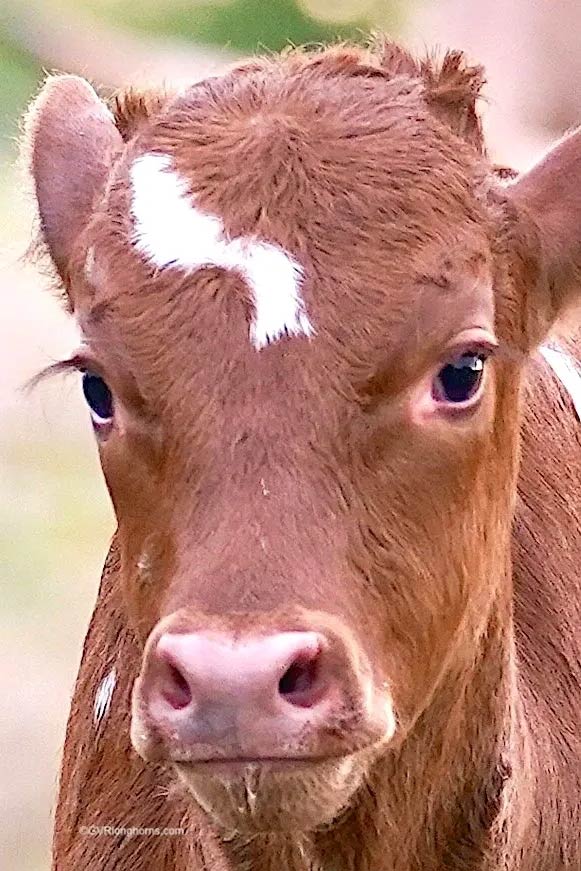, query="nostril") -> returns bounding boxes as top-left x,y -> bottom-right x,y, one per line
160,663 -> 192,711
278,651 -> 322,708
